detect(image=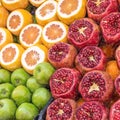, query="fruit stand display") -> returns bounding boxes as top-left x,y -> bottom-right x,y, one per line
0,0 -> 120,120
